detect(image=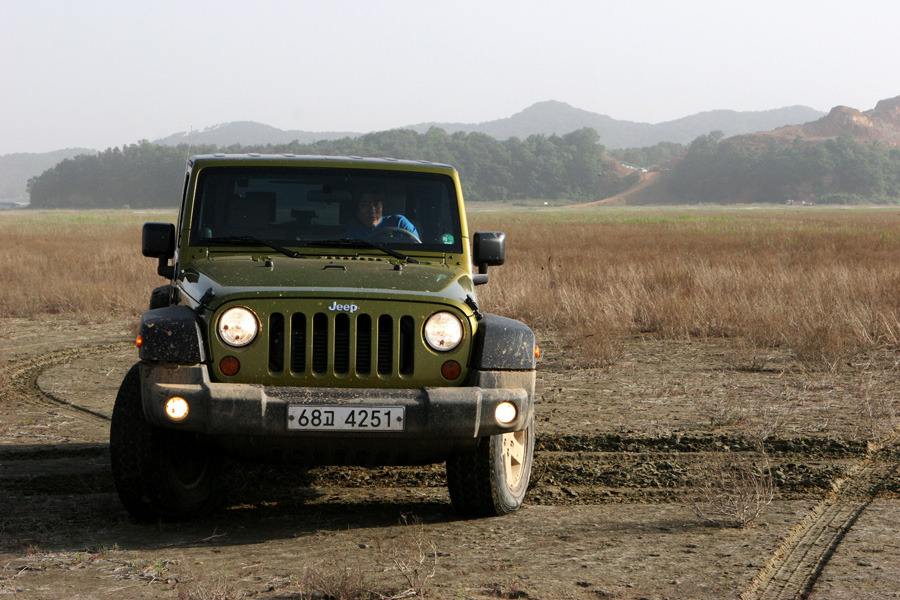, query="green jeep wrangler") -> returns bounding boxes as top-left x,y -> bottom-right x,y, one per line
110,154 -> 537,522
